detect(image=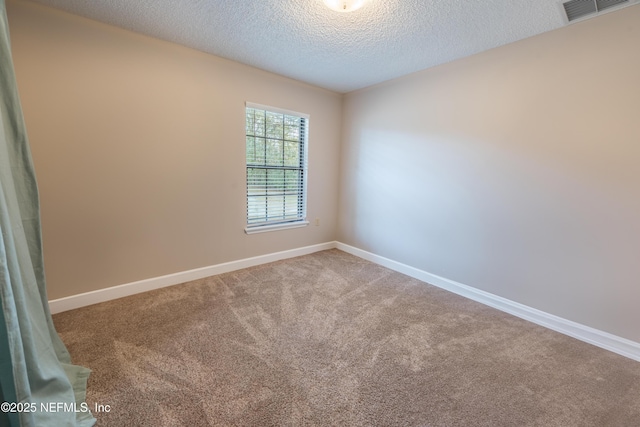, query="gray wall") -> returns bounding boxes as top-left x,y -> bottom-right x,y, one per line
339,6 -> 640,343
8,0 -> 342,300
